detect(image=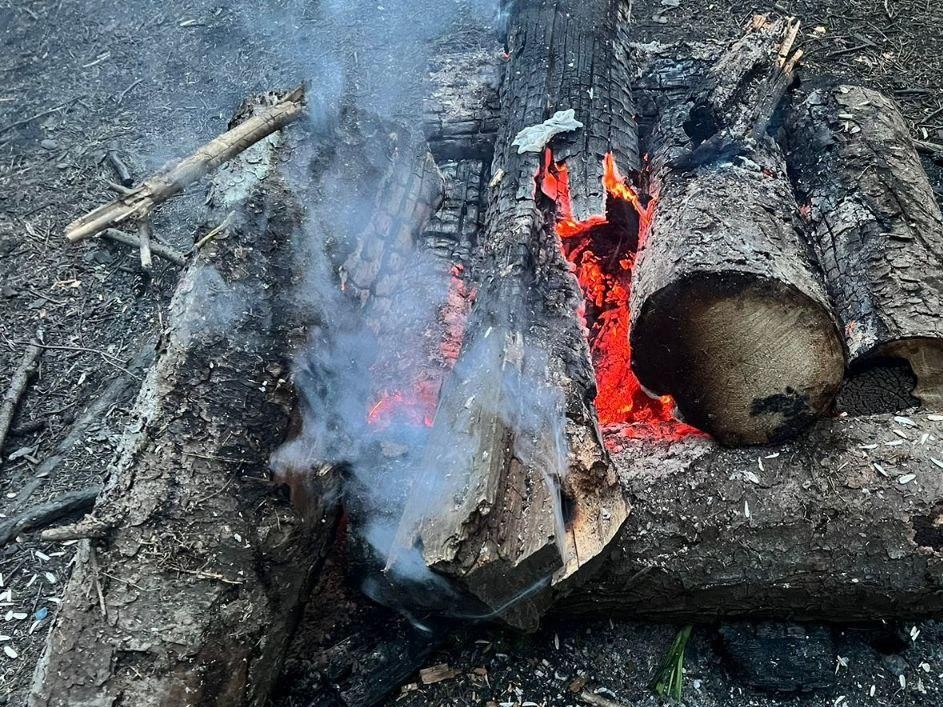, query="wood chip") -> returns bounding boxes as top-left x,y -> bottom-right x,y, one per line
419,663 -> 460,685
